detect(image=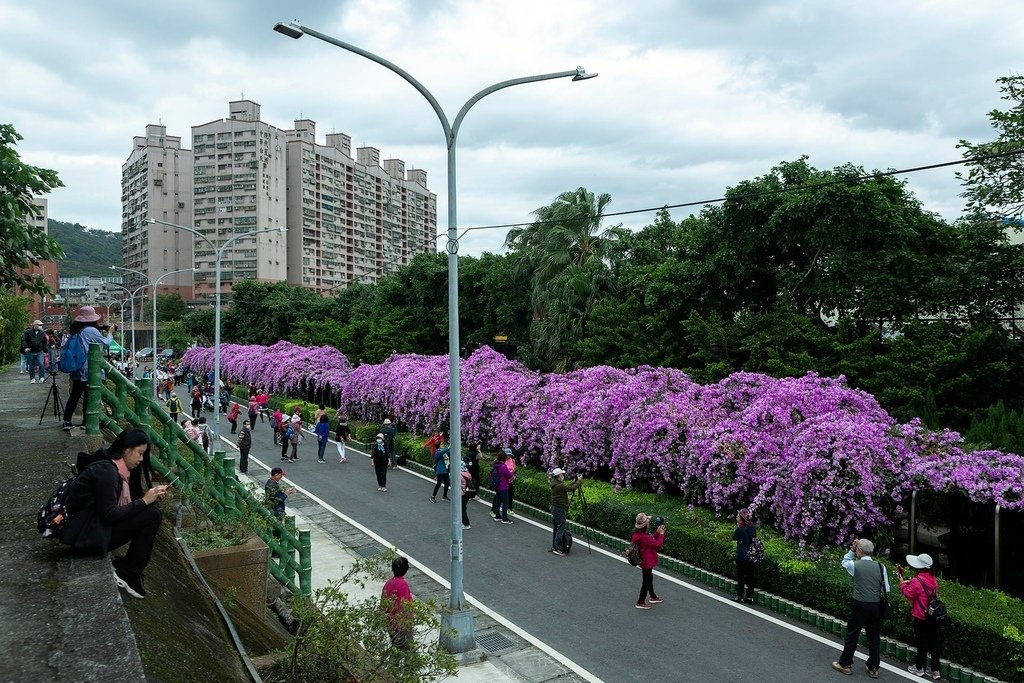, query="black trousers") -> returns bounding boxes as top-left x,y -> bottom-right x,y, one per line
551,505 -> 568,551
108,505 -> 163,579
63,378 -> 88,423
374,459 -> 389,487
736,560 -> 757,599
638,567 -> 659,603
432,473 -> 450,498
913,618 -> 940,671
839,599 -> 881,669
239,446 -> 250,473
